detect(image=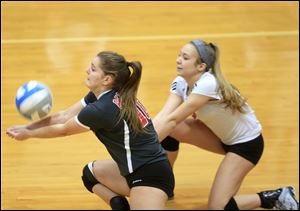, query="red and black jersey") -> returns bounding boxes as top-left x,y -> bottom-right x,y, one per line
76,90 -> 167,176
